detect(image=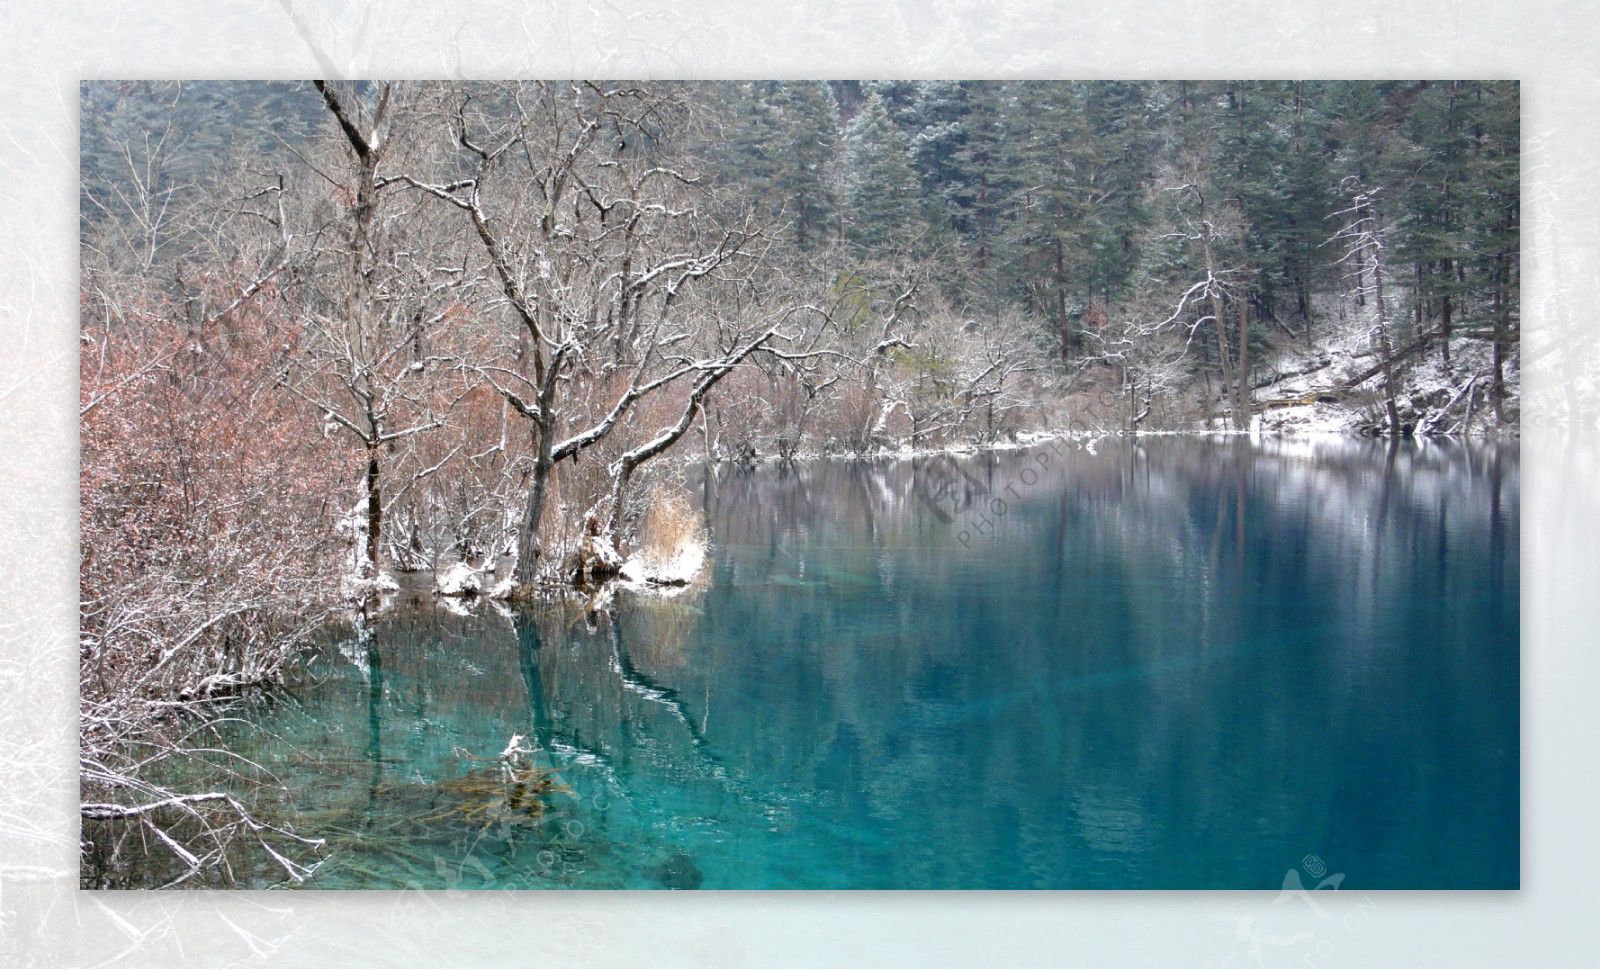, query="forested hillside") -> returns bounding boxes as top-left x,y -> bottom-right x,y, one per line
79,79 -> 1518,587
83,79 -> 1519,436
